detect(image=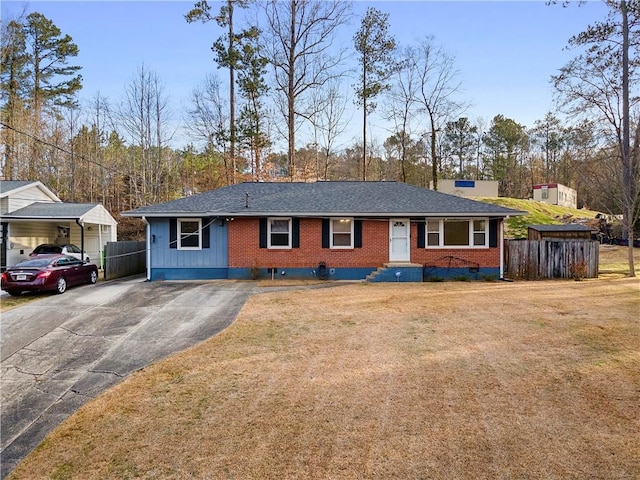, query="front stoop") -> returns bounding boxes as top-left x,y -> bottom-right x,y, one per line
366,263 -> 424,282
